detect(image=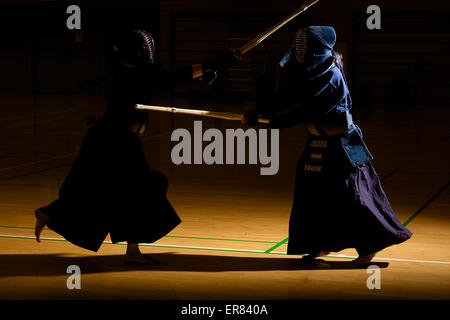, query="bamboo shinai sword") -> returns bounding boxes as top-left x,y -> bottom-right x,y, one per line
193,0 -> 319,78
135,104 -> 270,124
192,0 -> 319,78
136,2 -> 321,123
236,0 -> 319,56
